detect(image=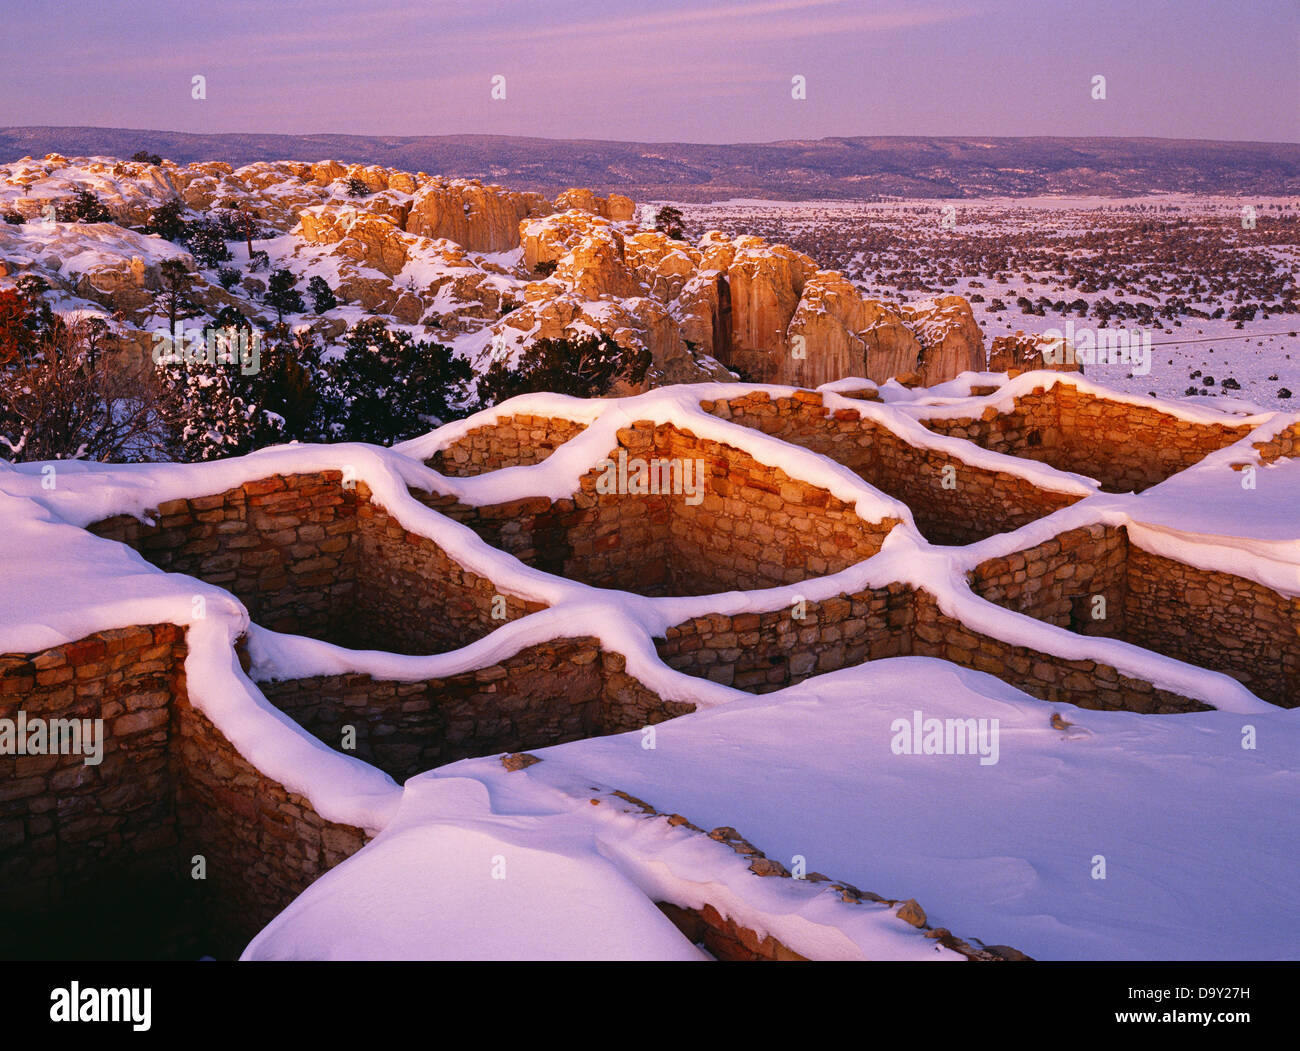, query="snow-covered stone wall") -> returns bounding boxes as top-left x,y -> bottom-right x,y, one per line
258,639 -> 693,782
417,418 -> 898,596
427,413 -> 590,476
973,524 -> 1300,708
923,382 -> 1254,493
702,389 -> 1083,544
0,623 -> 370,958
88,471 -> 546,654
